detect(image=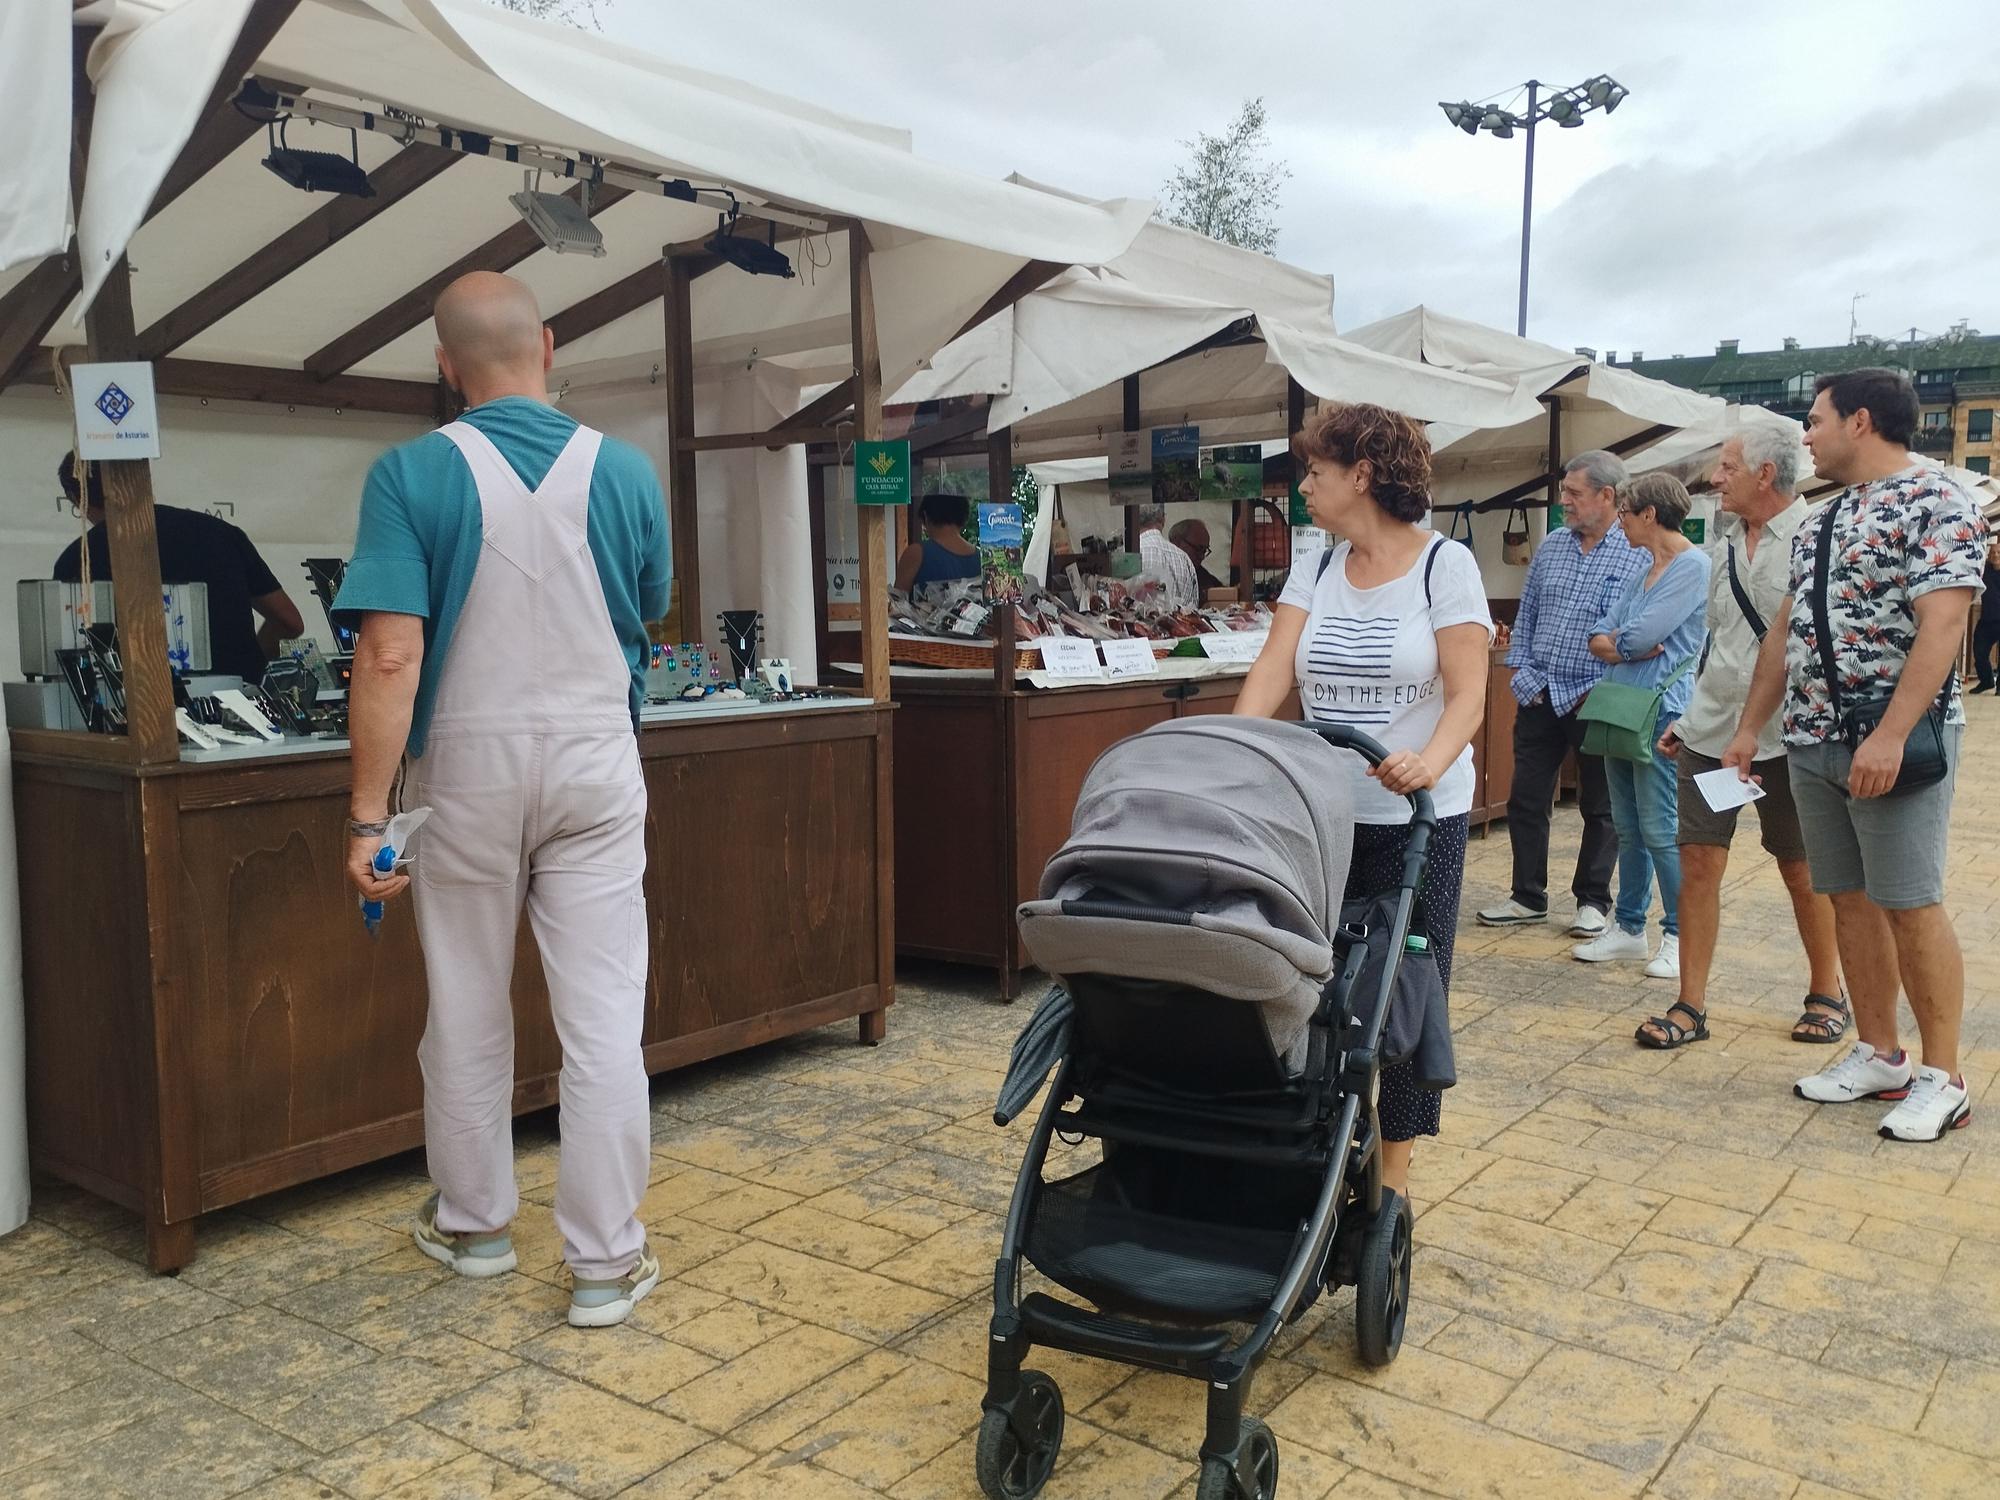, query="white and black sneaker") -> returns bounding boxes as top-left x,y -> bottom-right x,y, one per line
1794,1043 -> 1915,1104
1477,898 -> 1549,927
1877,1067 -> 1972,1142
